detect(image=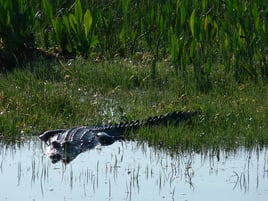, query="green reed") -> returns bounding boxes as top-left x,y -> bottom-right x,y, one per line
1,0 -> 267,87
